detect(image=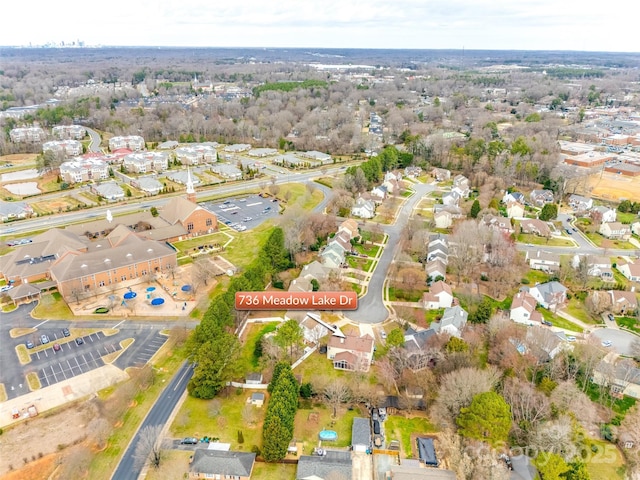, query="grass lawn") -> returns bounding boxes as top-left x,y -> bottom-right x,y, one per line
347,255 -> 372,271
223,221 -> 275,269
524,269 -> 551,285
294,404 -> 360,450
353,244 -> 381,257
617,212 -> 637,224
252,462 -> 297,480
144,450 -> 192,480
170,390 -> 267,451
388,287 -> 423,302
235,322 -> 279,375
539,309 -> 584,333
565,297 -> 600,324
384,415 -> 437,458
585,439 -> 626,480
585,232 -> 636,249
517,233 -> 575,247
32,292 -> 73,319
279,183 -> 324,210
294,351 -> 349,384
616,316 -> 640,334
